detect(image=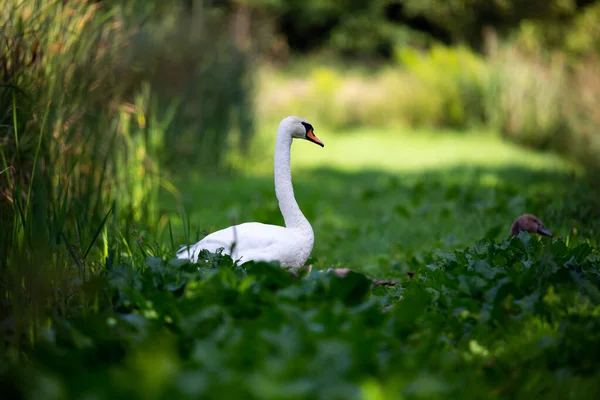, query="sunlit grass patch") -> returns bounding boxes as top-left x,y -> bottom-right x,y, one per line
238,124 -> 575,175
